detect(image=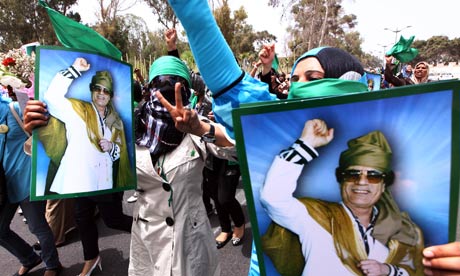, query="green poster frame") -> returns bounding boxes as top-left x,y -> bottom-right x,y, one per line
233,80 -> 460,276
31,46 -> 137,200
